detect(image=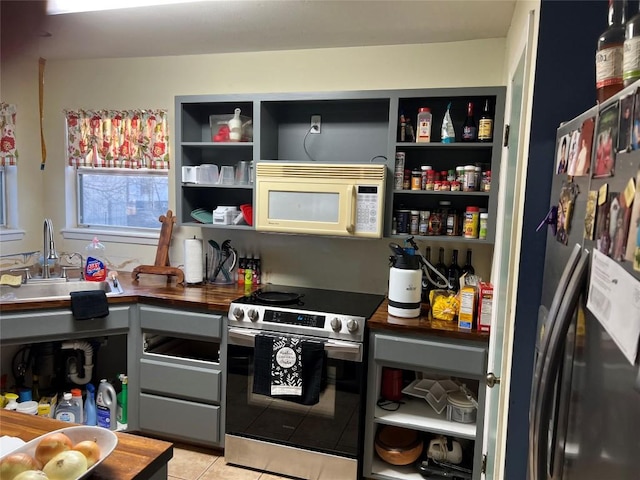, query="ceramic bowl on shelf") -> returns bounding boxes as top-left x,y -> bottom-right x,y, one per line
374,425 -> 423,466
